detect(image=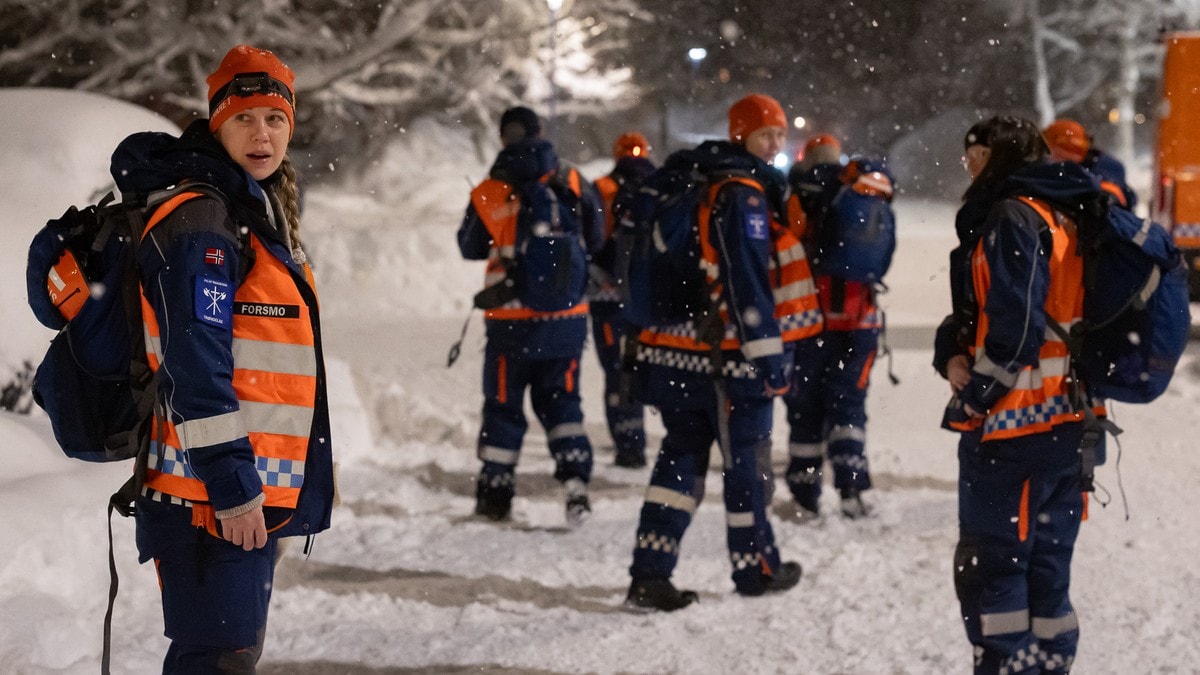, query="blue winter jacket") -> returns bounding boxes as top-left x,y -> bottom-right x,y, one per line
638,141 -> 796,409
952,161 -> 1103,417
111,120 -> 334,538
